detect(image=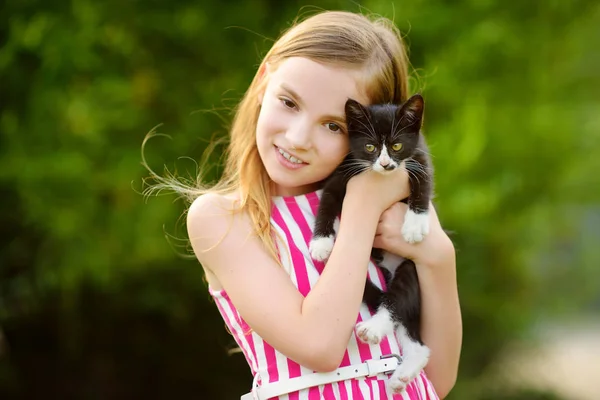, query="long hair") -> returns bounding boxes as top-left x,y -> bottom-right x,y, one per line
143,10 -> 412,262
